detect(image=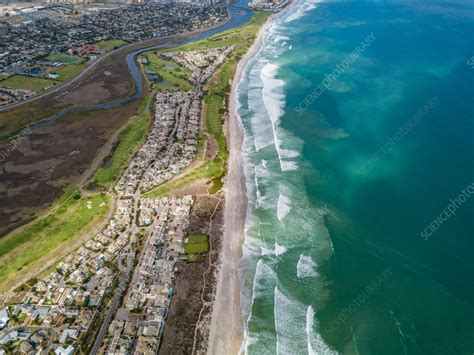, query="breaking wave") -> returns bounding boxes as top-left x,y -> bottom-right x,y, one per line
236,0 -> 337,353
297,254 -> 319,278
285,0 -> 322,23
